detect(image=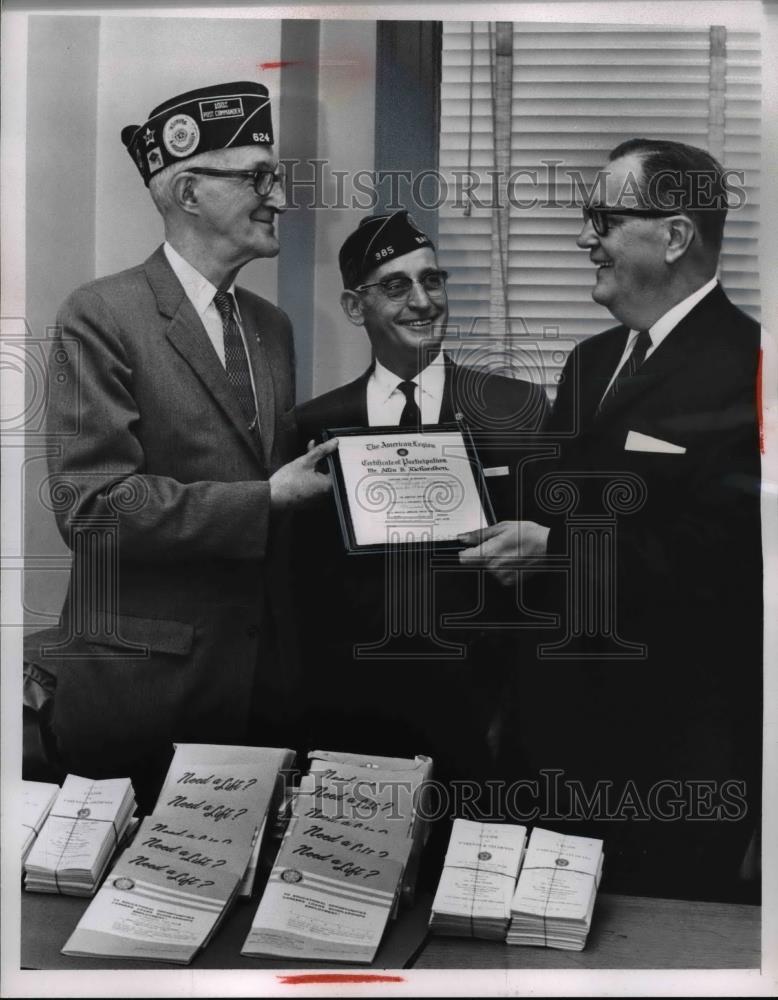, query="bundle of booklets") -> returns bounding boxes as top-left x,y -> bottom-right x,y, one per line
507,827 -> 604,951
24,775 -> 137,895
428,819 -> 527,940
21,779 -> 59,861
61,744 -> 295,964
242,749 -> 434,964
